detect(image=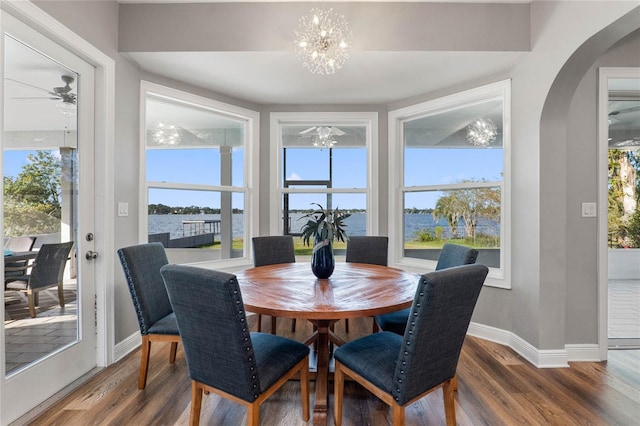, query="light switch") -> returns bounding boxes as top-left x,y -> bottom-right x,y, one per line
118,202 -> 129,217
581,202 -> 596,218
